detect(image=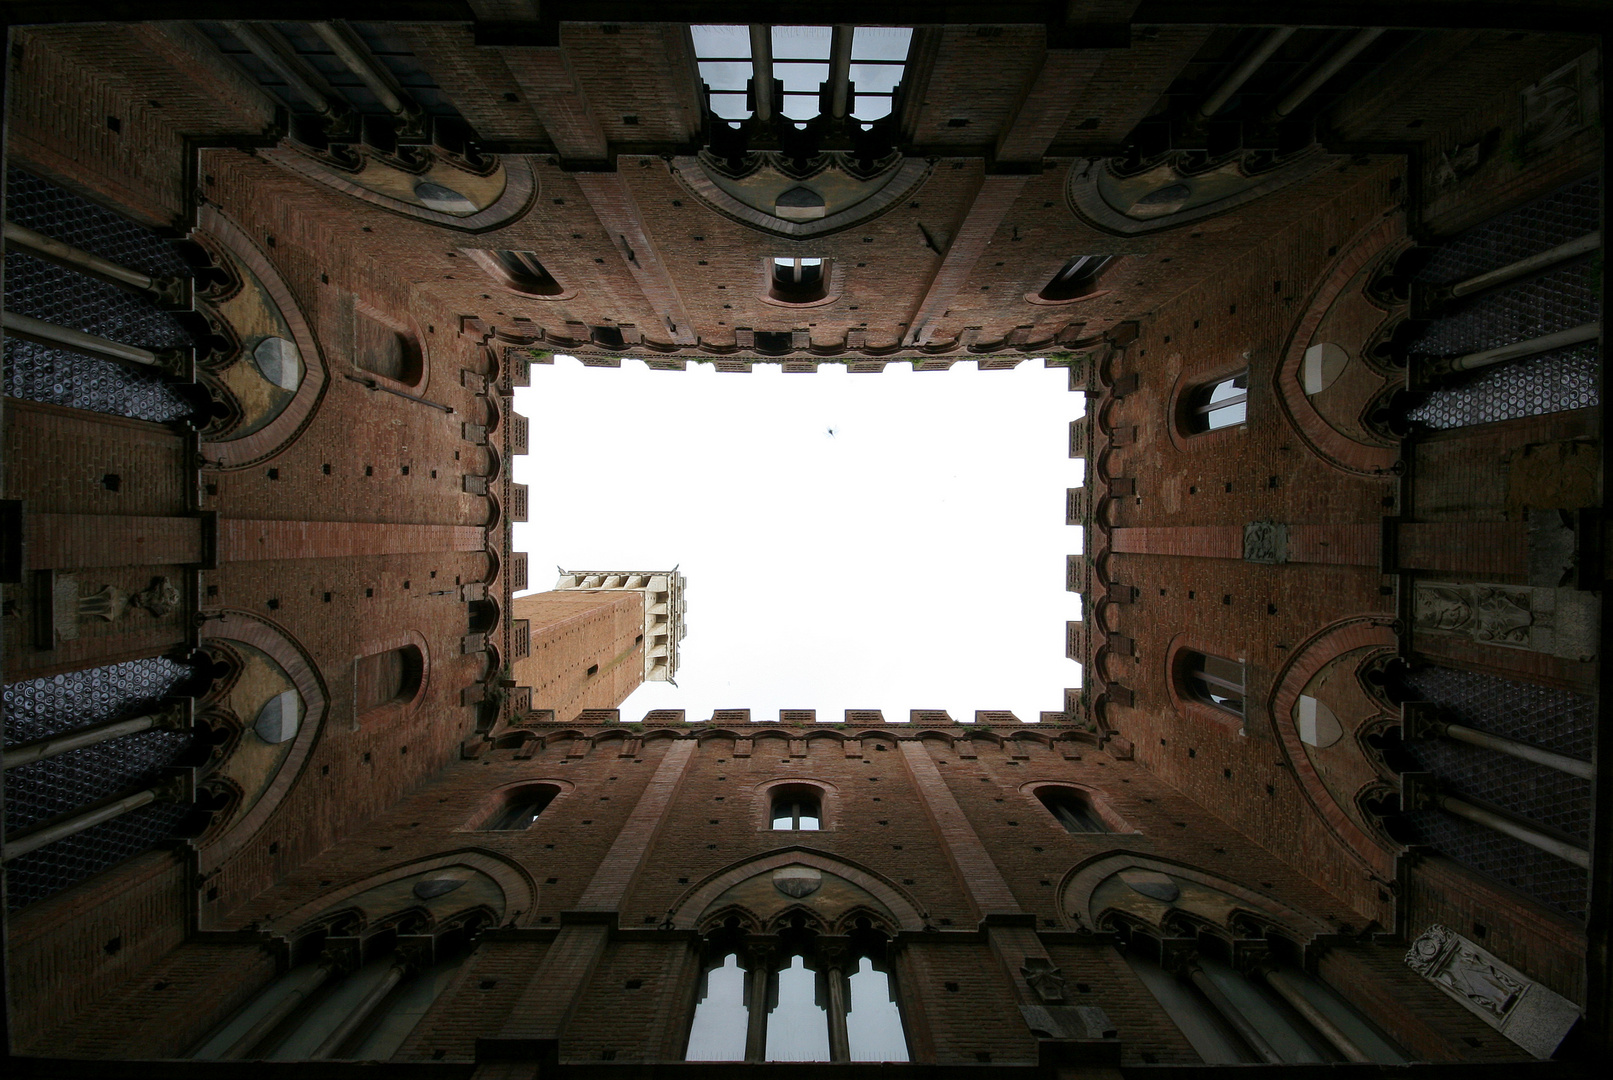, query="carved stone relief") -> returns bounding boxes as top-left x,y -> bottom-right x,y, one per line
1411,580 -> 1598,660
1243,521 -> 1289,565
1405,924 -> 1579,1059
1020,958 -> 1070,1004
